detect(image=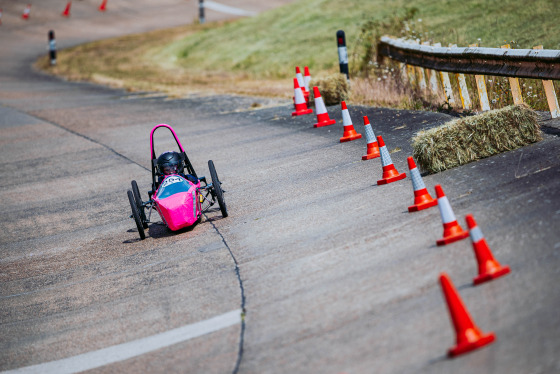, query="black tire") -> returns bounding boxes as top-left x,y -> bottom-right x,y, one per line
131,180 -> 148,228
208,160 -> 228,218
128,190 -> 146,240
